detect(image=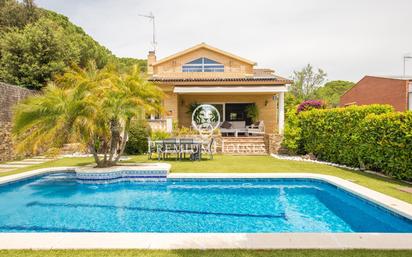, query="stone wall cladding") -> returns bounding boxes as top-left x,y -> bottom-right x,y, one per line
0,82 -> 35,161
265,133 -> 283,154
